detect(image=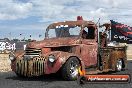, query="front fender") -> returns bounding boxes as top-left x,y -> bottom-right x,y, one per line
11,50 -> 25,72
45,51 -> 82,74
